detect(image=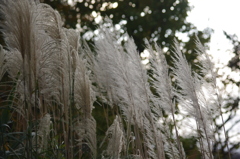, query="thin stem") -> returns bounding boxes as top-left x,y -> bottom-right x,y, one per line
219,106 -> 231,159
196,120 -> 205,159
171,110 -> 185,159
